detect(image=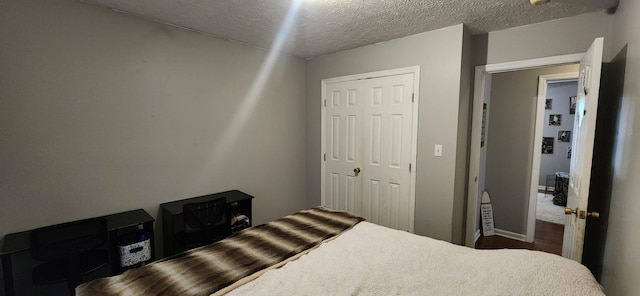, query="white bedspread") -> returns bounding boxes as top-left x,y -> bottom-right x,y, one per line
226,221 -> 604,296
